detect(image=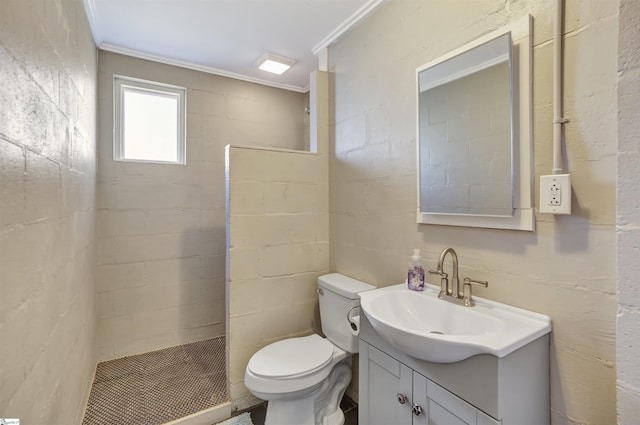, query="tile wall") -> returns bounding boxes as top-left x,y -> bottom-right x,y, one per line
0,0 -> 97,423
95,52 -> 308,360
226,145 -> 329,401
328,1 -> 618,423
616,0 -> 640,422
